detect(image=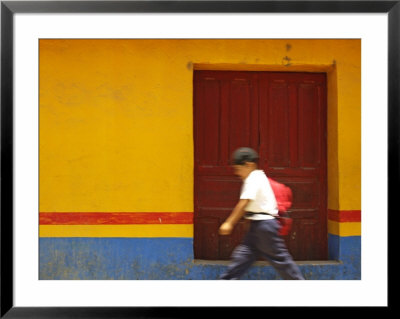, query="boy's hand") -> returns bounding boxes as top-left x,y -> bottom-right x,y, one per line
218,199 -> 249,235
219,222 -> 234,235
